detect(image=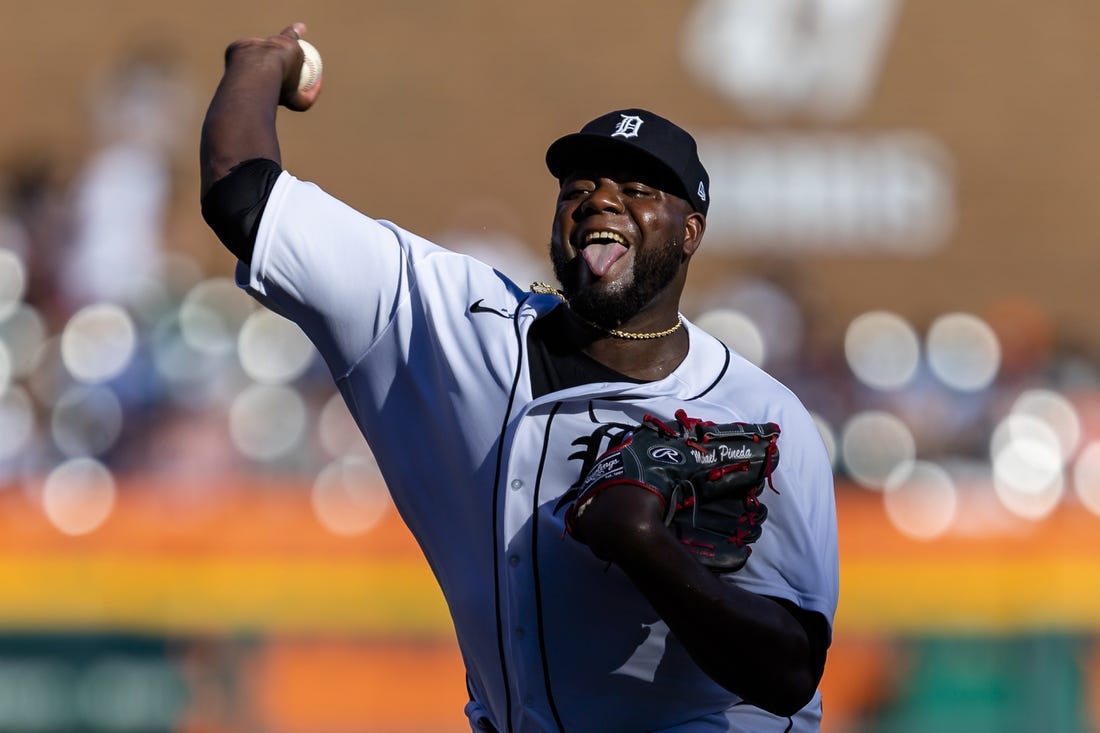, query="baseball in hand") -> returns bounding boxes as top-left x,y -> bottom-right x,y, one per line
297,39 -> 323,91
